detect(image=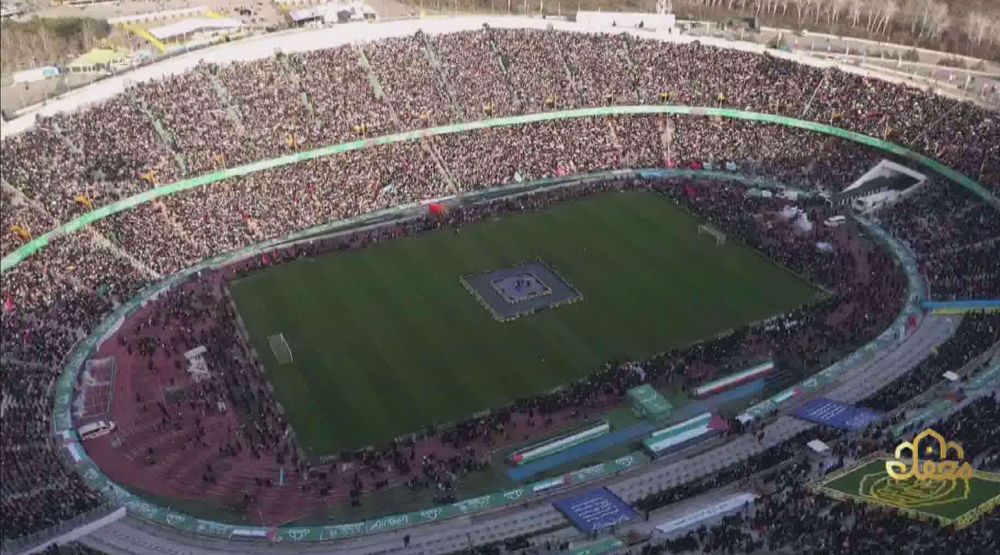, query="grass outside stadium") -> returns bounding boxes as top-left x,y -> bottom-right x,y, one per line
229,191 -> 820,455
